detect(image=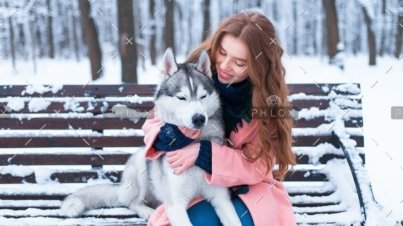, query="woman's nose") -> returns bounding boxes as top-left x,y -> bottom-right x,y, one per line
220,57 -> 231,71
